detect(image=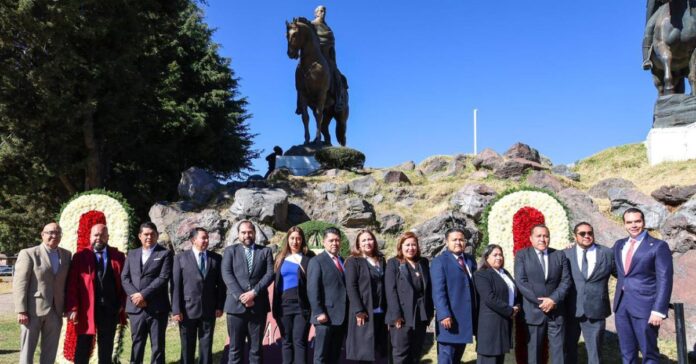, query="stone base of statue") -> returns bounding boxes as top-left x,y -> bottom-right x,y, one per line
647,95 -> 696,165
276,142 -> 330,176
